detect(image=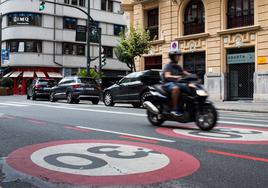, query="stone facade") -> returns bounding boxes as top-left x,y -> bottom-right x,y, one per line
122,0 -> 268,101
